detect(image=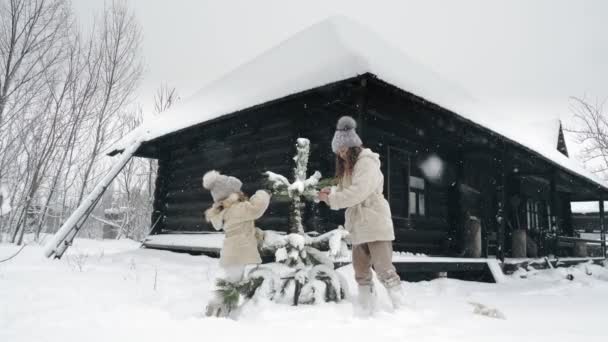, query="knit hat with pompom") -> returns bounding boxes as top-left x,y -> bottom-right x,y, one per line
202,170 -> 243,202
331,116 -> 362,153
